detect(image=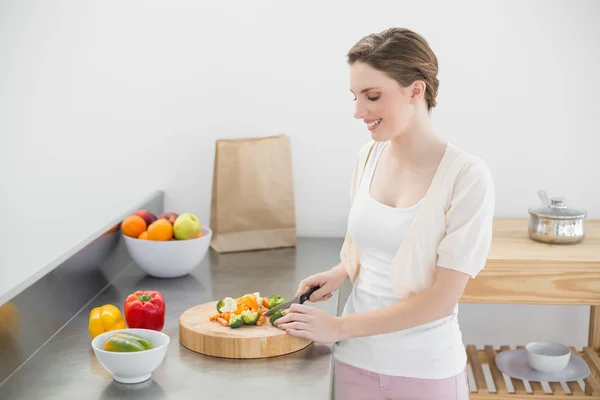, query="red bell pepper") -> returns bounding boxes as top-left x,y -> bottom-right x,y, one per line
124,290 -> 166,331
